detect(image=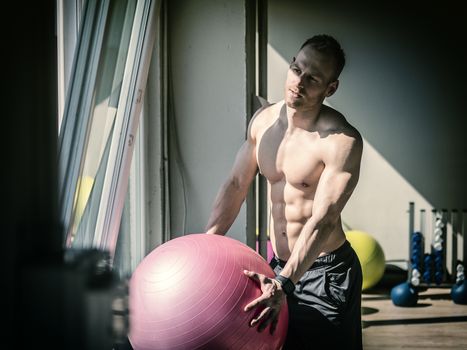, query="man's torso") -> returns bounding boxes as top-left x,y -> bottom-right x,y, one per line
253,101 -> 349,260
